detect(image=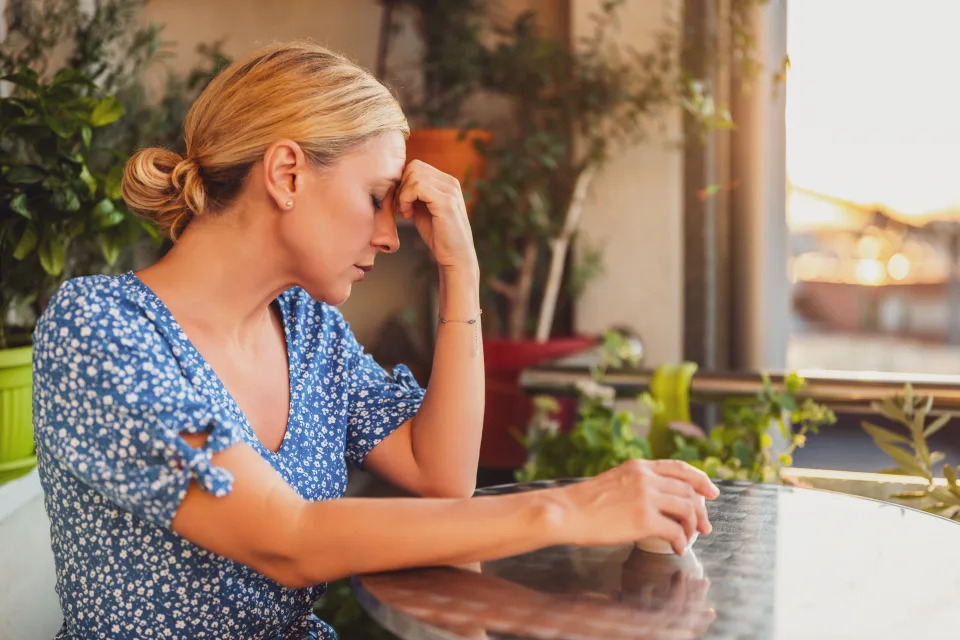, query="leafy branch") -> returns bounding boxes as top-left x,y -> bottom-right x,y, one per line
862,384 -> 960,520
